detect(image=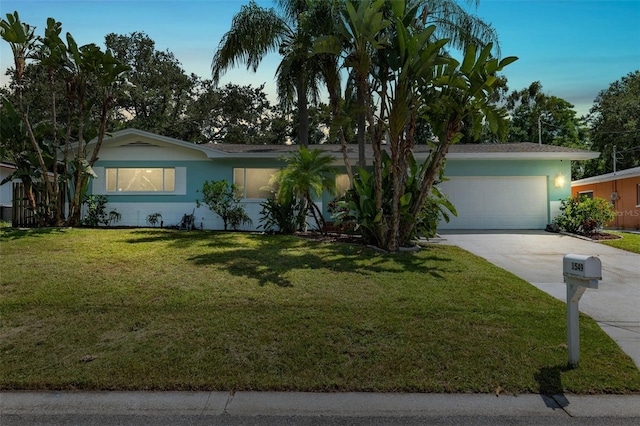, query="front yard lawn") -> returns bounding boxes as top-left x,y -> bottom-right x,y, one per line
602,231 -> 640,254
1,228 -> 639,394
